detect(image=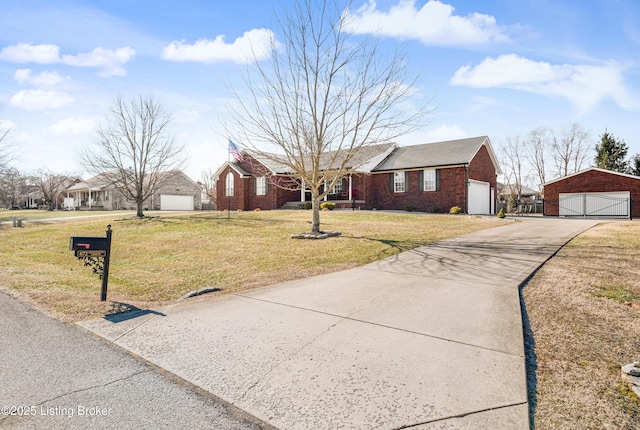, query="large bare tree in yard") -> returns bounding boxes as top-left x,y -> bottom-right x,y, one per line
79,95 -> 184,217
227,0 -> 427,234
